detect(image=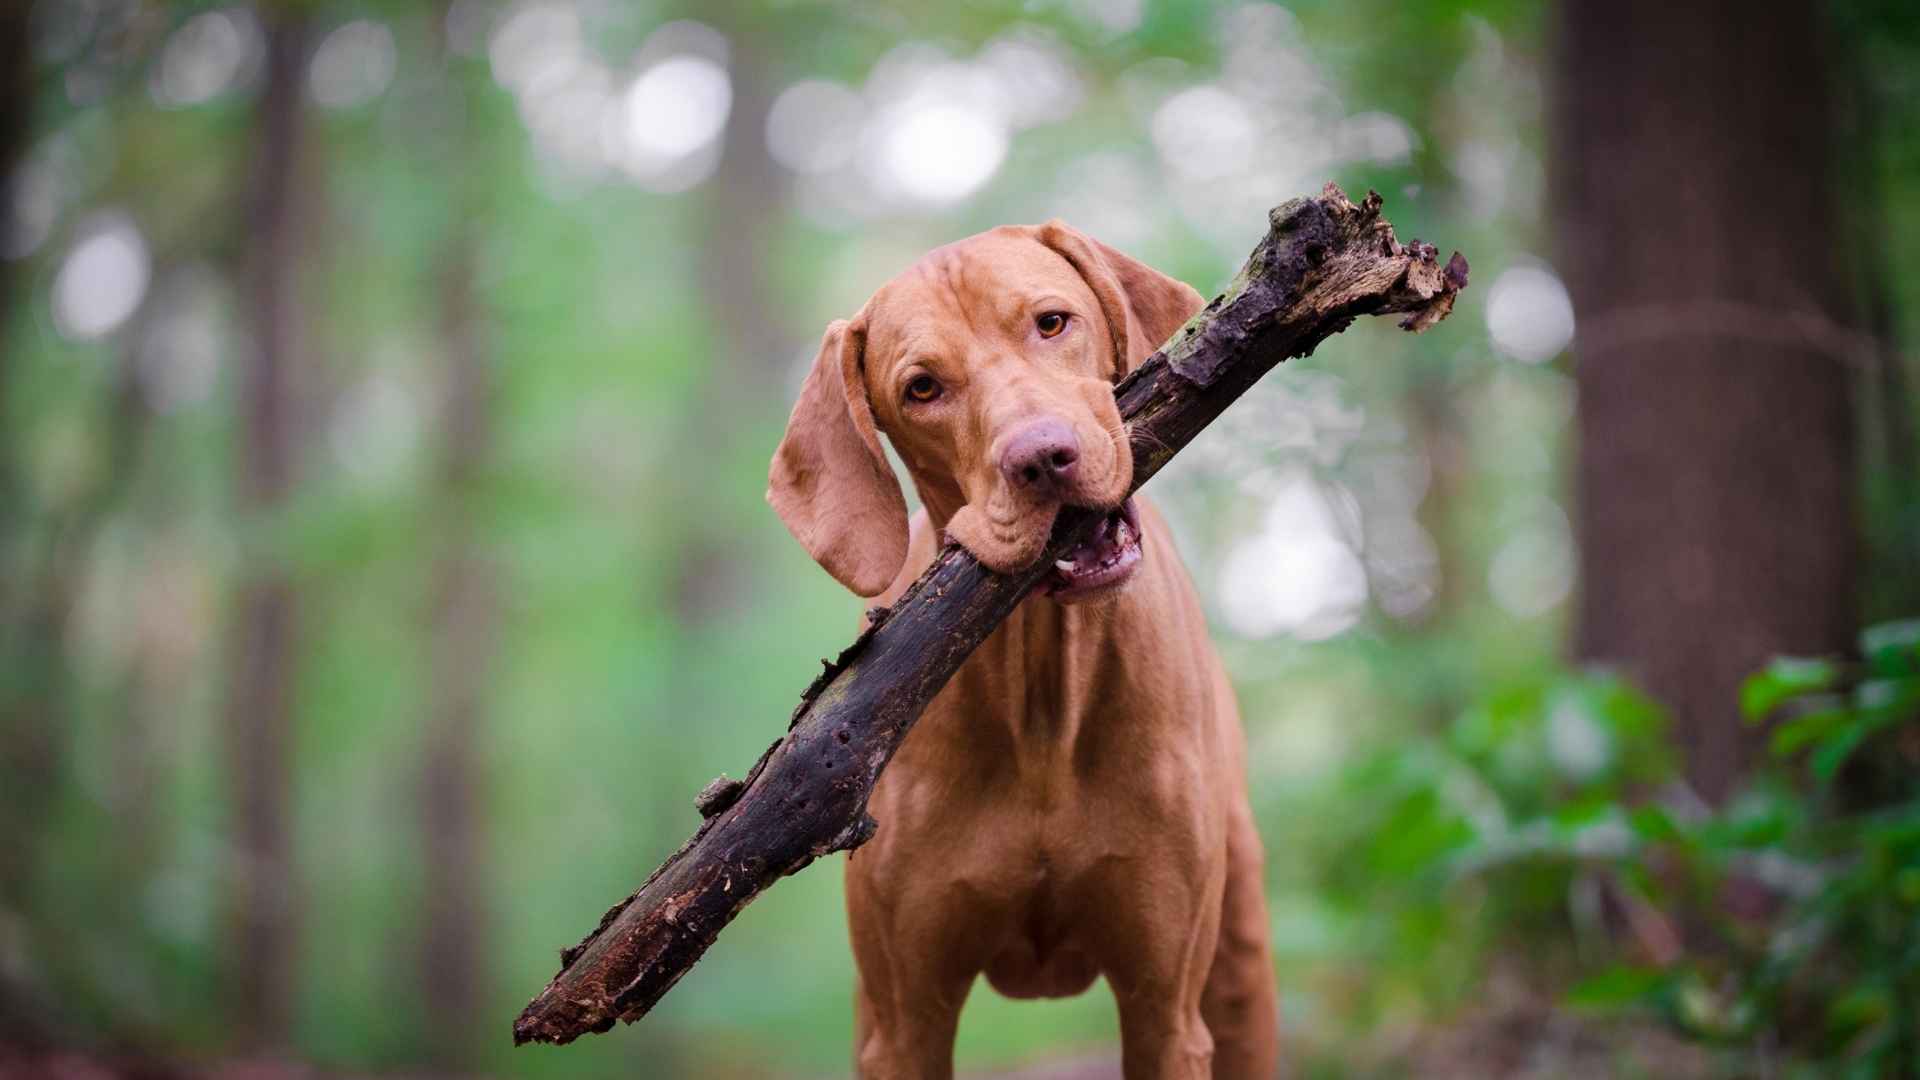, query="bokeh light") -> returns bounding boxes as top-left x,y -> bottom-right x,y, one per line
51,210 -> 150,342
864,47 -> 1013,208
873,103 -> 1007,206
308,19 -> 396,109
1486,261 -> 1577,363
1218,468 -> 1370,641
1153,84 -> 1257,181
766,79 -> 865,175
1488,495 -> 1575,617
623,55 -> 732,160
329,366 -> 422,485
150,8 -> 257,108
